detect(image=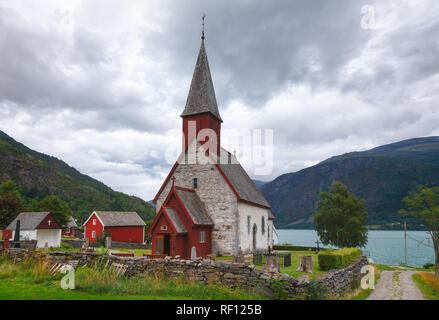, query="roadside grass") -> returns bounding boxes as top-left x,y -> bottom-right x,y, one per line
413,272 -> 439,300
375,263 -> 434,272
0,258 -> 264,300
